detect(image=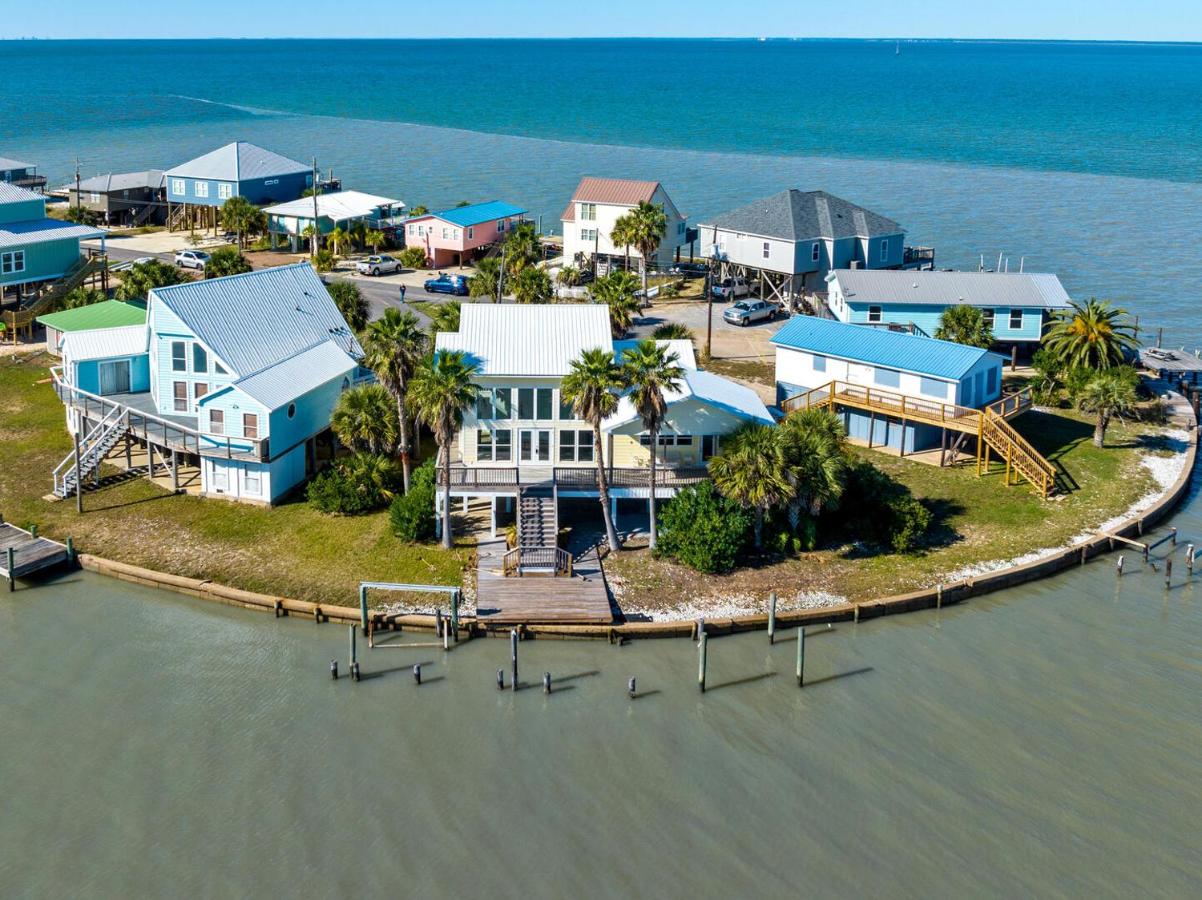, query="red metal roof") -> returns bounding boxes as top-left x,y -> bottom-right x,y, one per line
561,177 -> 661,221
